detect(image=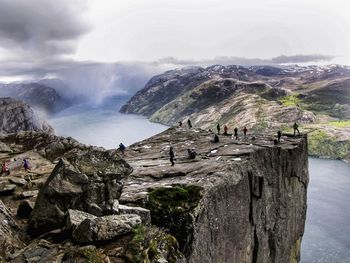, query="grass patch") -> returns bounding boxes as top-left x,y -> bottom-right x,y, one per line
63,247 -> 107,263
278,94 -> 302,107
126,225 -> 182,263
146,185 -> 202,256
308,130 -> 350,159
326,120 -> 350,128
